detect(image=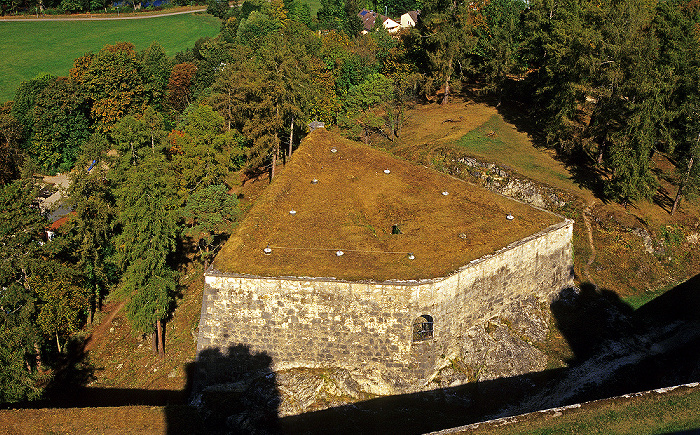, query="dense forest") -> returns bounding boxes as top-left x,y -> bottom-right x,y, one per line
1,0 -> 700,404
